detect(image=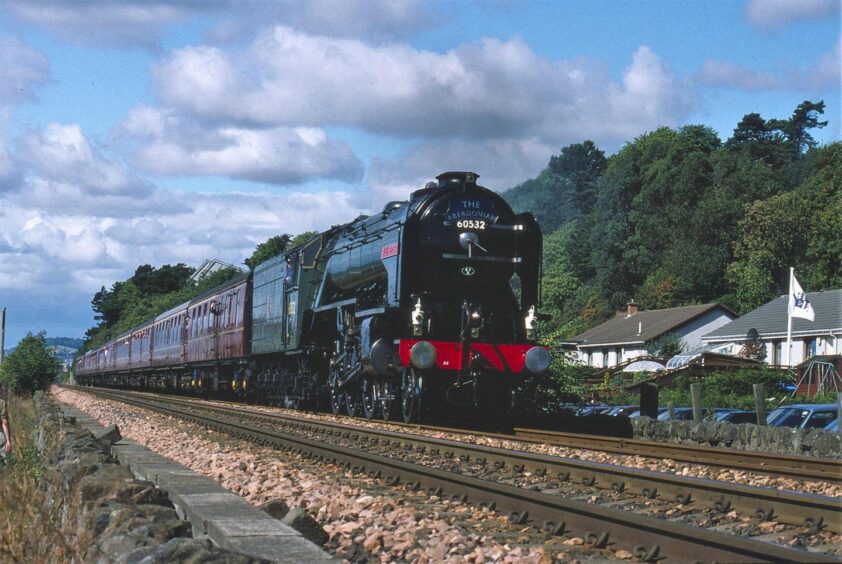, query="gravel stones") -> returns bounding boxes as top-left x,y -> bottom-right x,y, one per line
54,388 -> 609,562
